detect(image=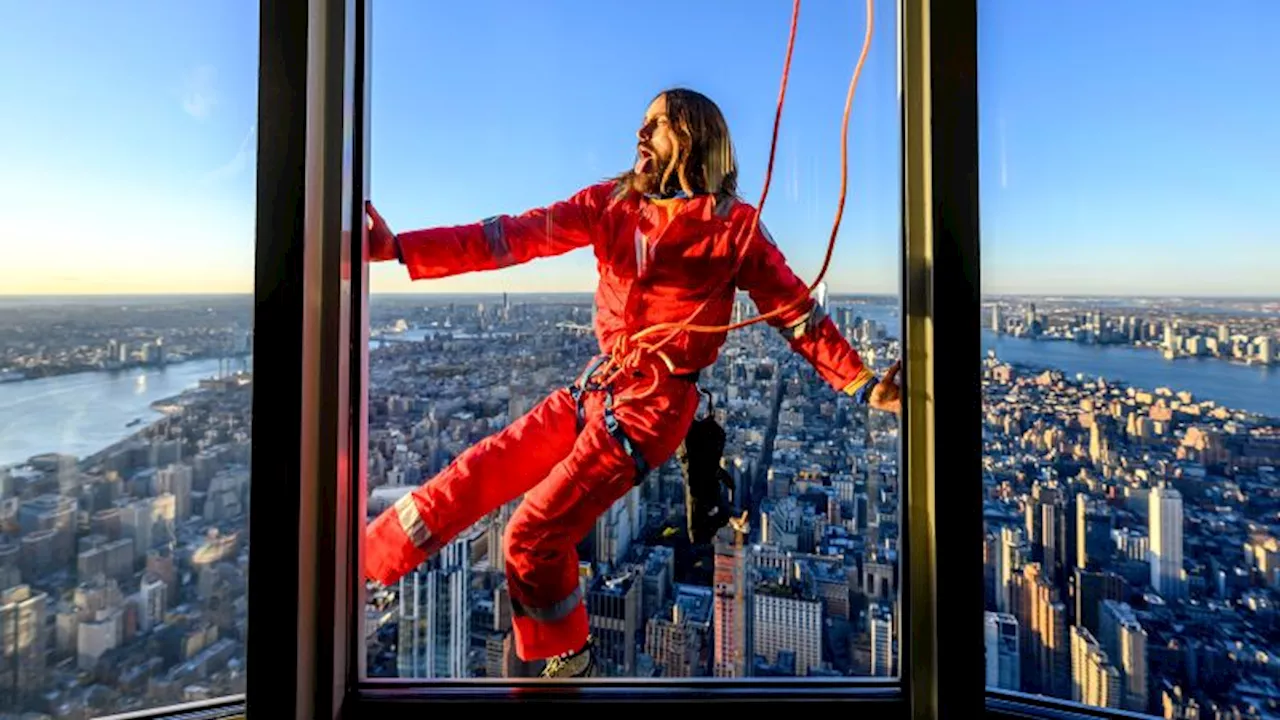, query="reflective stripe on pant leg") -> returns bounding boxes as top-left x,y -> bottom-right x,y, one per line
504,379 -> 696,661
511,602 -> 590,663
366,389 -> 581,587
503,411 -> 635,661
510,585 -> 584,623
